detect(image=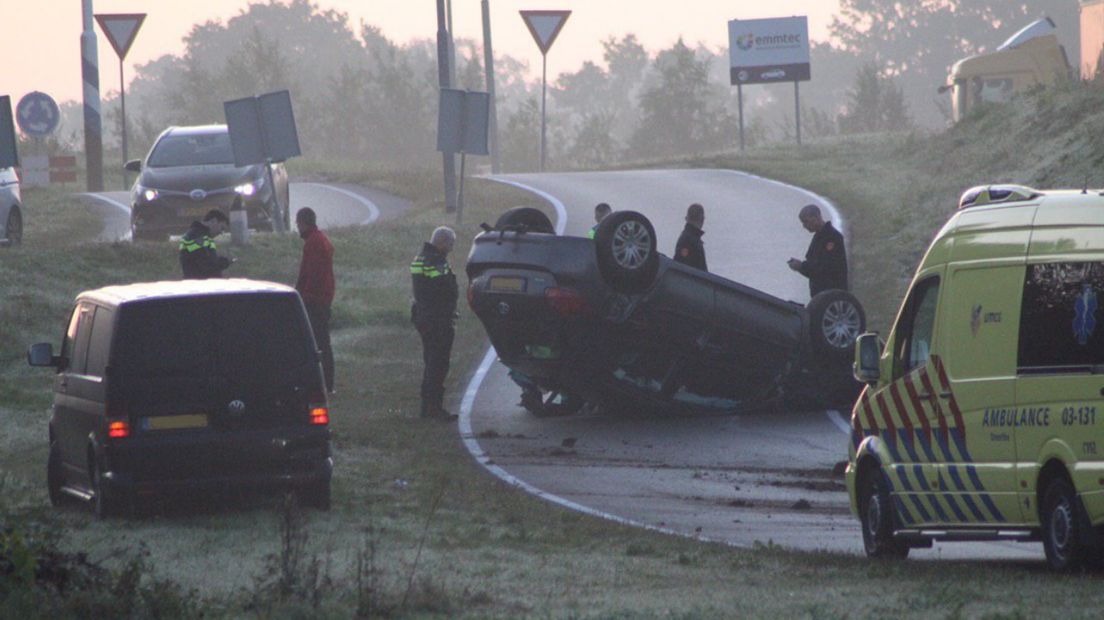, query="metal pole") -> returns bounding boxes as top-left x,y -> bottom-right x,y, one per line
266,160 -> 286,233
436,0 -> 457,213
737,83 -> 745,152
457,152 -> 466,225
794,81 -> 802,146
119,59 -> 128,189
540,53 -> 547,172
481,0 -> 500,173
81,0 -> 104,191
